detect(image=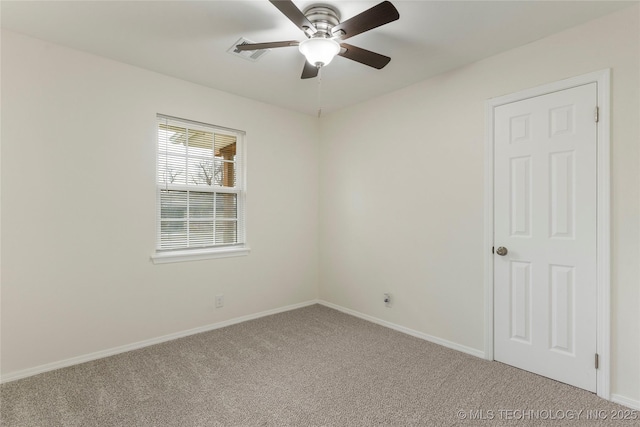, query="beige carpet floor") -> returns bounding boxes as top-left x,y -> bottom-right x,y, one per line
0,304 -> 636,426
